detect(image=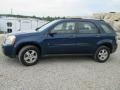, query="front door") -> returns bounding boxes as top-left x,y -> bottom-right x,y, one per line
46,21 -> 77,54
